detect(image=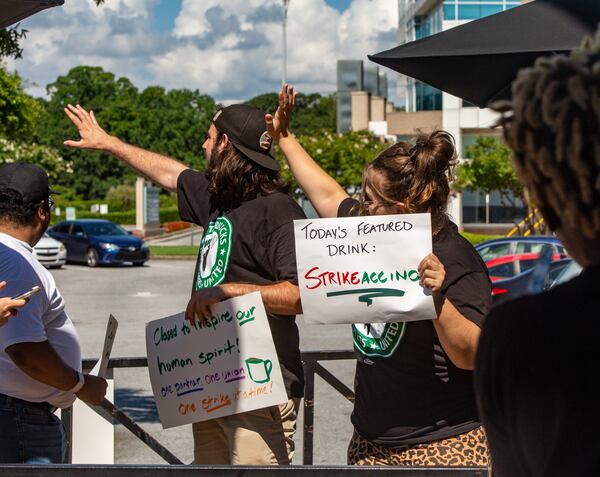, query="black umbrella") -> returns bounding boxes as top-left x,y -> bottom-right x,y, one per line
369,0 -> 600,108
0,0 -> 64,29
